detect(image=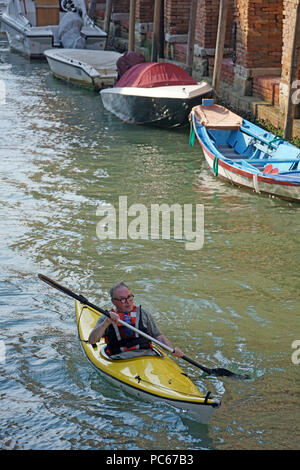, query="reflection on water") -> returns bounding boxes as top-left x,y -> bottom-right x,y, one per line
0,36 -> 300,450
